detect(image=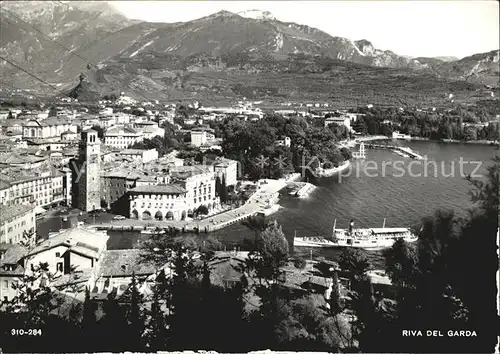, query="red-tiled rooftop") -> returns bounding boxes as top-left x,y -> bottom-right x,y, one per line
0,203 -> 35,224
97,249 -> 157,277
